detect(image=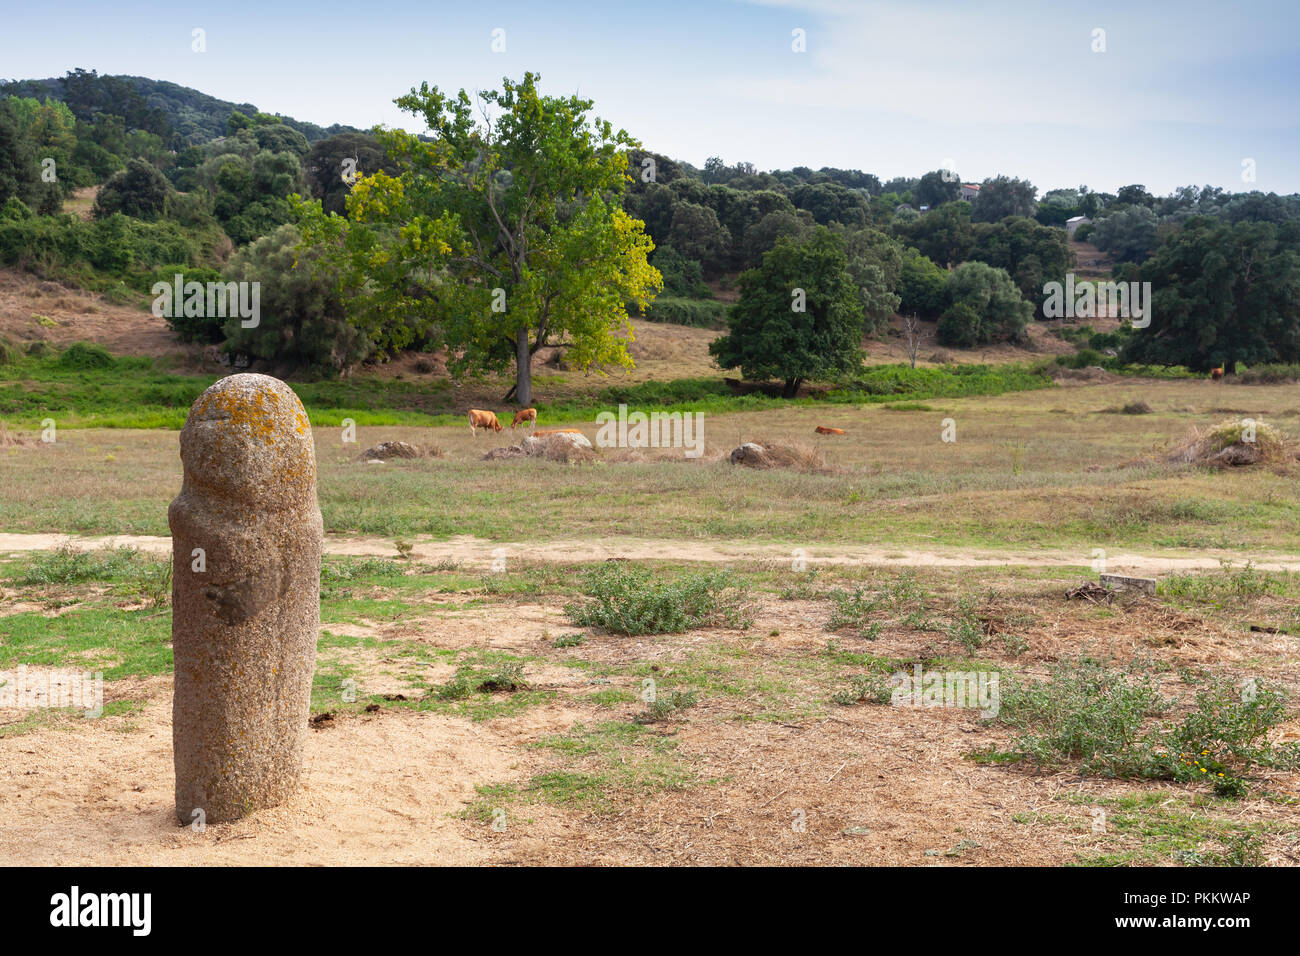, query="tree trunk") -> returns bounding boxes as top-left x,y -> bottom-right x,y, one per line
514,328 -> 533,407
782,378 -> 802,399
